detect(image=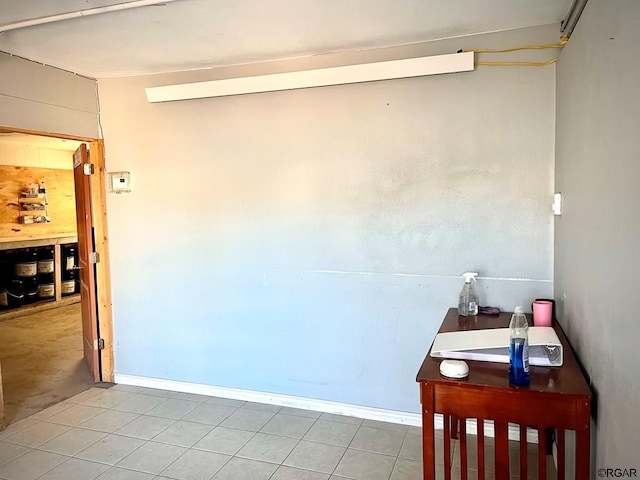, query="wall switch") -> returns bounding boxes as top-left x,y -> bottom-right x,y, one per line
553,193 -> 562,215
